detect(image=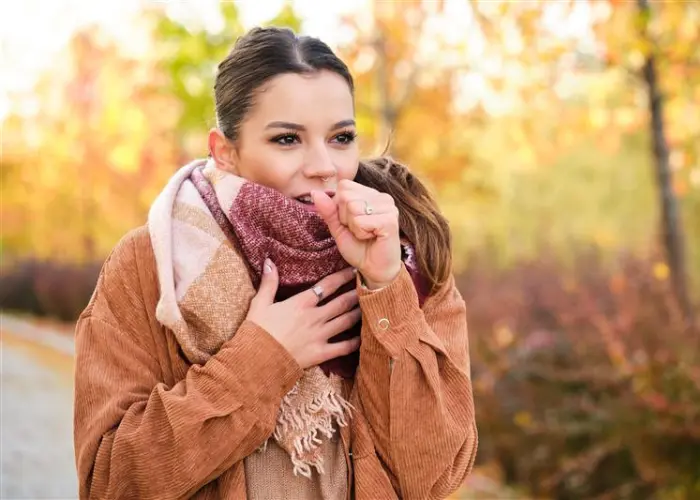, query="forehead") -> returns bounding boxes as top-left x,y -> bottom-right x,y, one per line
248,70 -> 354,125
